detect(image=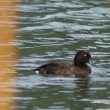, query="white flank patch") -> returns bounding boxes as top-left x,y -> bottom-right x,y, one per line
35,70 -> 39,74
